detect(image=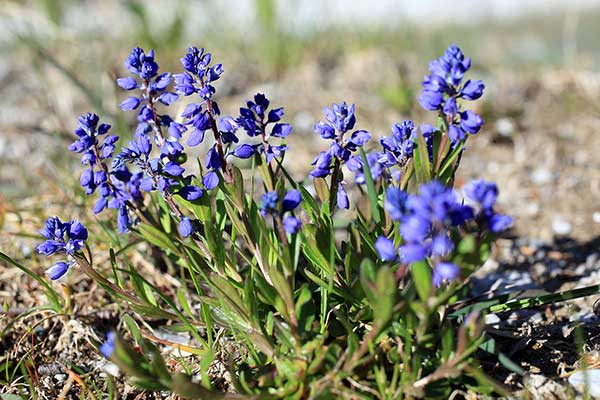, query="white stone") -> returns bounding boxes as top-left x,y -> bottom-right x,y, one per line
568,369 -> 600,398
593,212 -> 600,224
495,118 -> 514,137
552,217 -> 572,236
531,168 -> 552,185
